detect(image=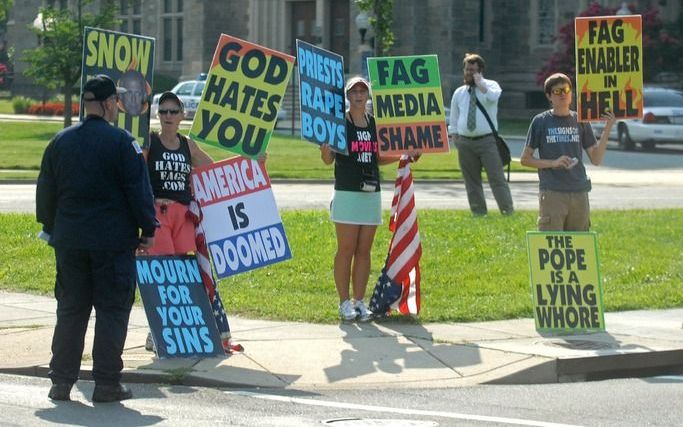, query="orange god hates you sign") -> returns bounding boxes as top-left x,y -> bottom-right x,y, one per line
575,15 -> 643,122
